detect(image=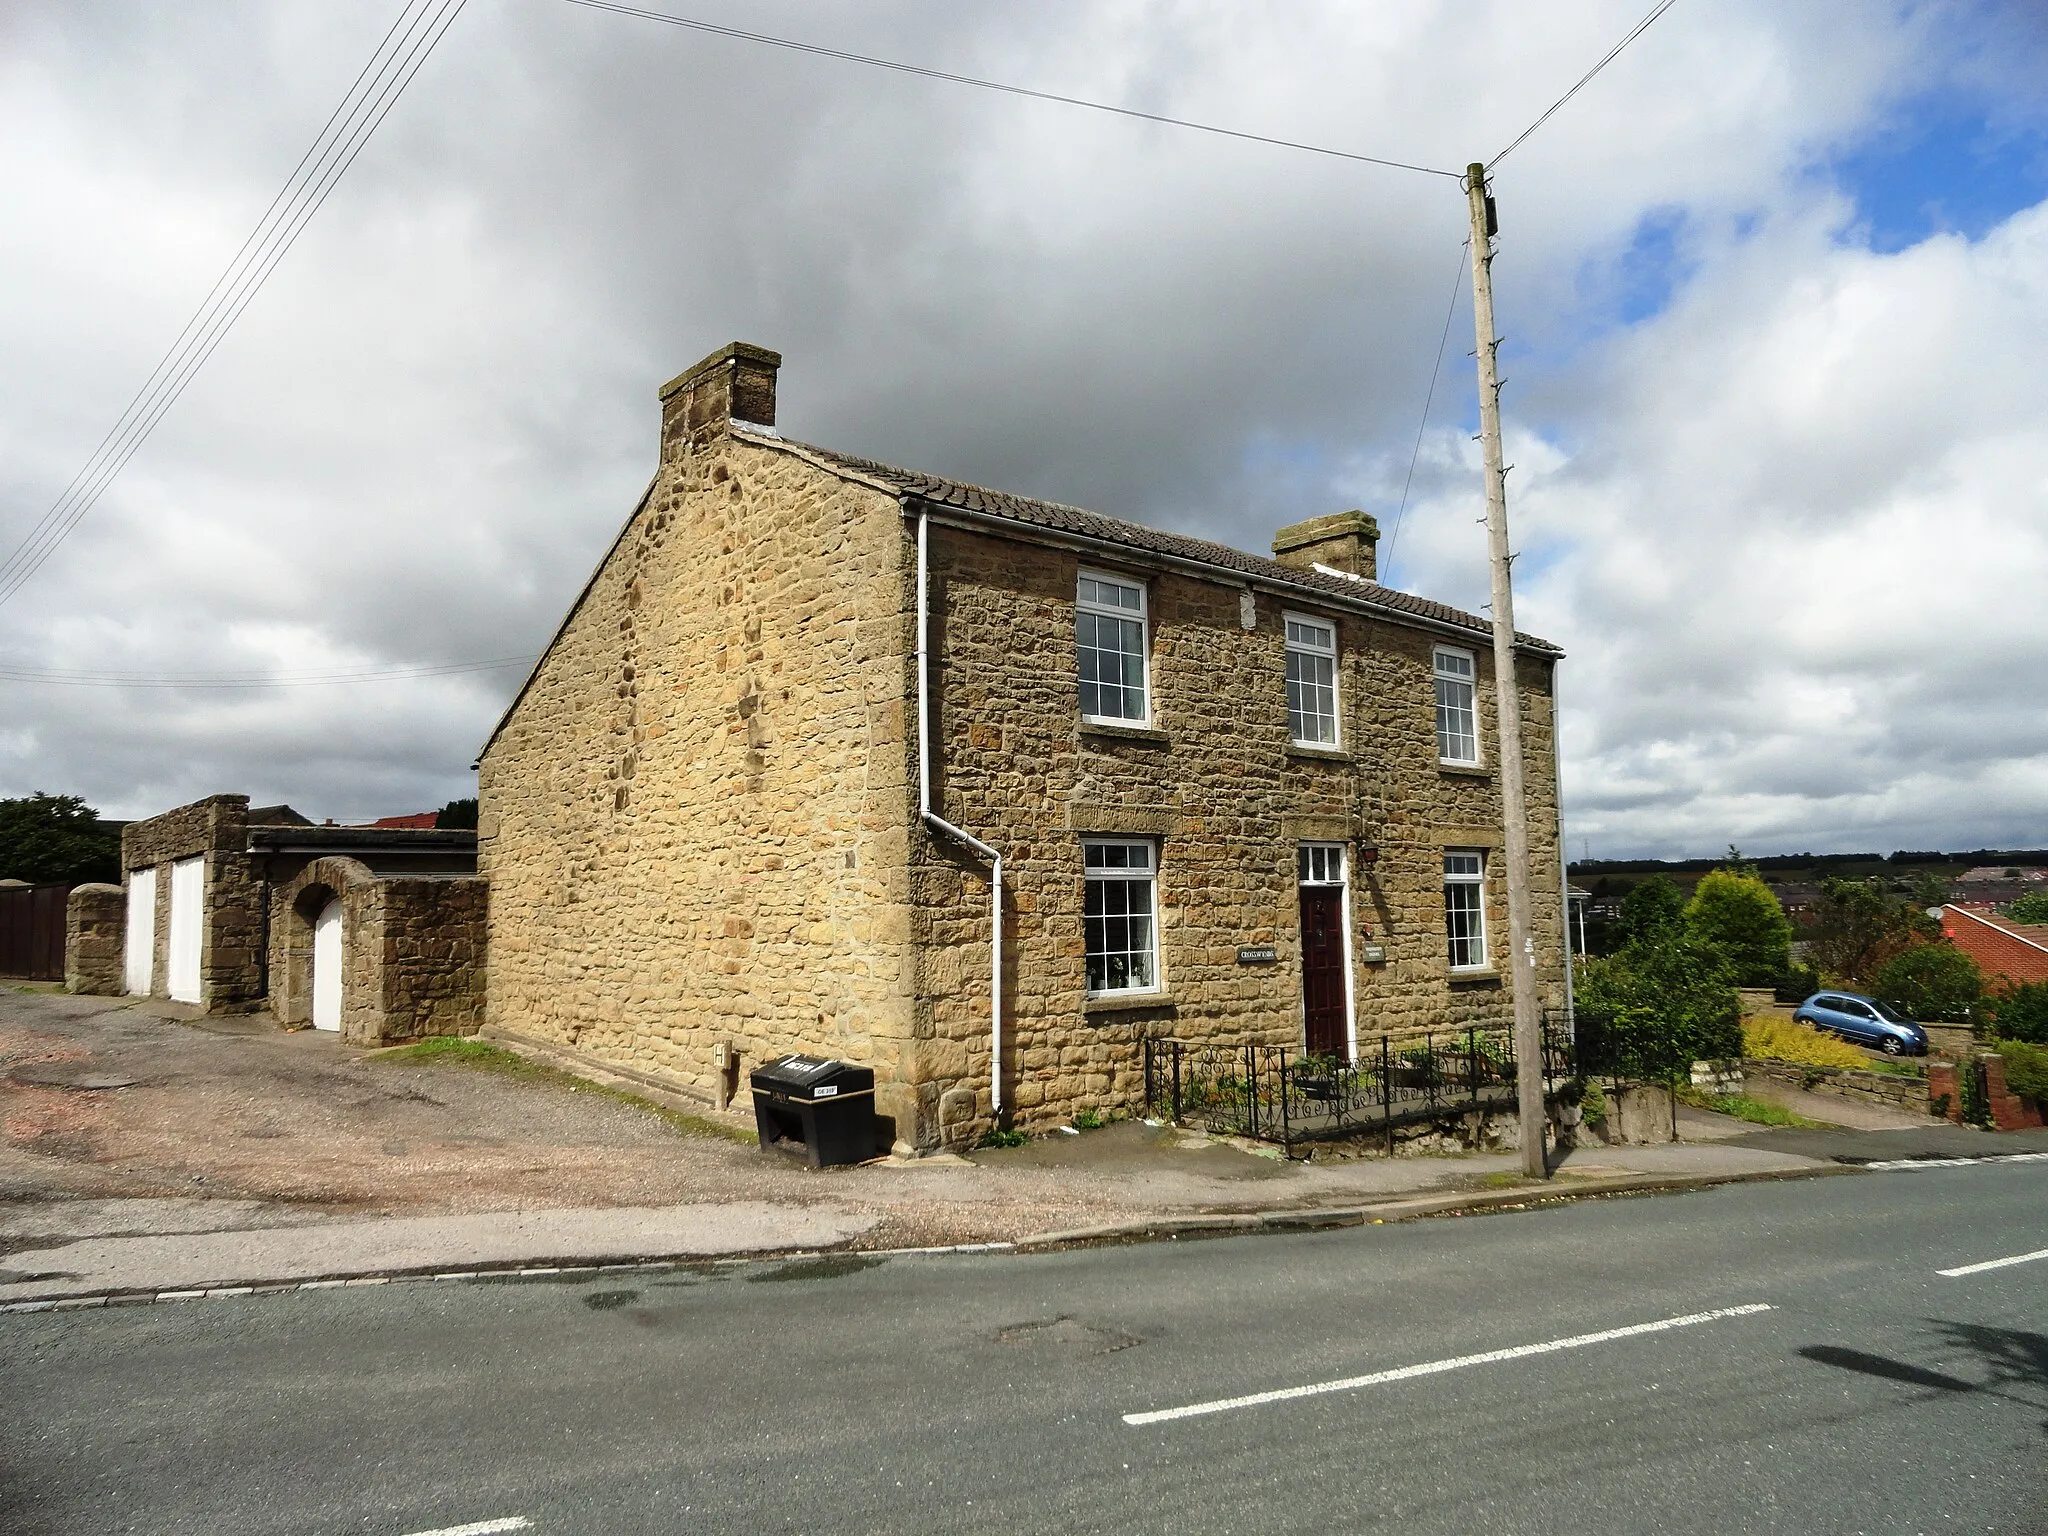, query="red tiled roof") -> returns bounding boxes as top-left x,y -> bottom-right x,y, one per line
367,812 -> 439,829
1942,904 -> 2048,988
